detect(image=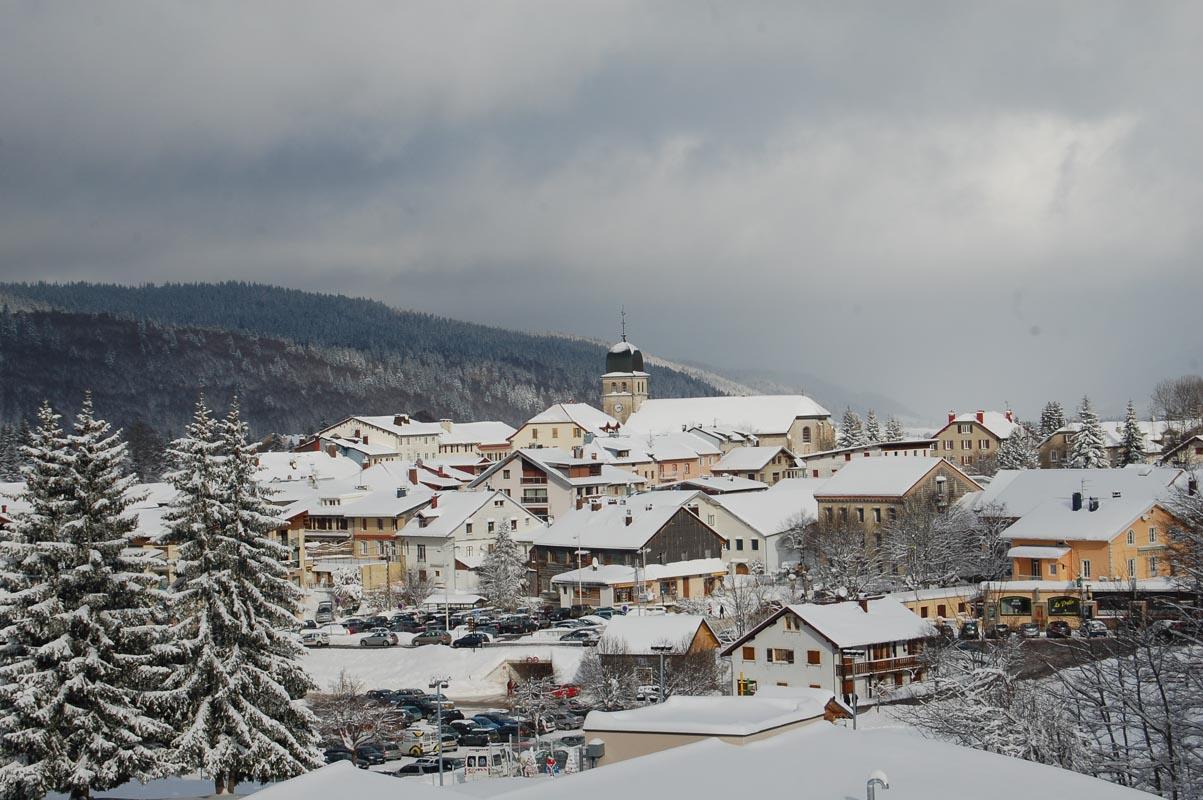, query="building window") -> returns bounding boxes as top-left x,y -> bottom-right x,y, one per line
741,646 -> 755,661
751,539 -> 759,551
825,508 -> 834,522
920,606 -> 929,618
802,427 -> 811,443
1049,562 -> 1057,576
488,521 -> 495,533
466,523 -> 473,534
1149,527 -> 1157,543
1148,556 -> 1158,574
856,508 -> 865,523
1081,559 -> 1091,578
359,541 -> 367,555
1127,529 -> 1135,545
417,544 -> 426,561
807,650 -> 821,665
783,615 -> 798,631
502,469 -> 511,479
735,539 -> 744,551
552,428 -> 559,439
767,648 -> 794,664
872,508 -> 882,524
